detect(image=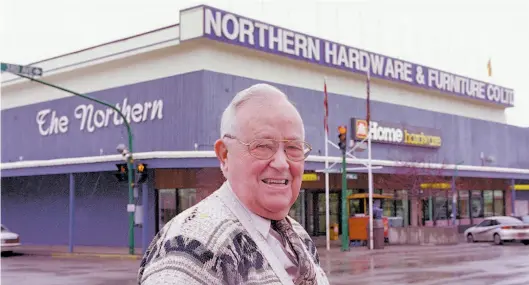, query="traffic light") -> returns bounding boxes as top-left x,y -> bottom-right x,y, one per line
114,163 -> 128,182
136,163 -> 148,184
338,125 -> 347,151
